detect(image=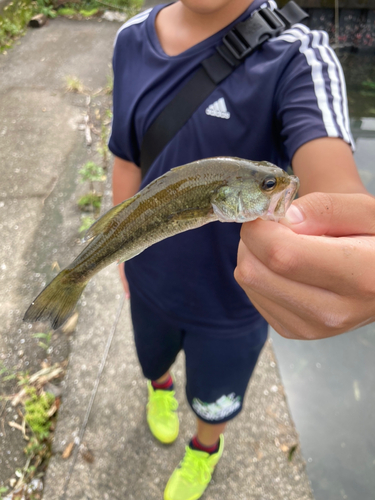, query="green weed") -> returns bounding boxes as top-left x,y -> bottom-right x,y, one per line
104,73 -> 113,95
24,387 -> 55,439
0,0 -> 141,53
2,364 -> 64,498
32,332 -> 52,351
65,75 -> 84,94
0,486 -> 9,499
0,0 -> 55,52
288,444 -> 297,462
79,215 -> 96,234
34,0 -> 57,18
79,7 -> 100,16
0,362 -> 17,382
78,162 -> 105,232
57,7 -> 76,15
79,161 -> 105,184
78,192 -> 102,211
